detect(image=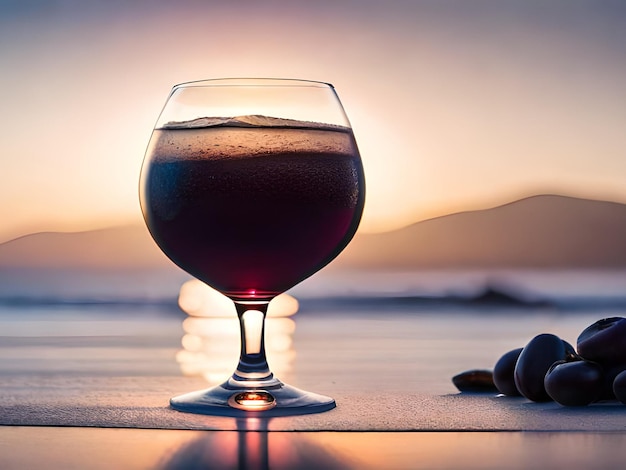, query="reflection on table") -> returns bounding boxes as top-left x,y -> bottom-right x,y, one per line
160,417 -> 347,470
